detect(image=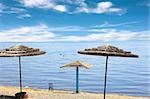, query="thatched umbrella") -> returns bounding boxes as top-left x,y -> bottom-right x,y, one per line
0,45 -> 46,93
78,45 -> 138,99
60,60 -> 92,93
